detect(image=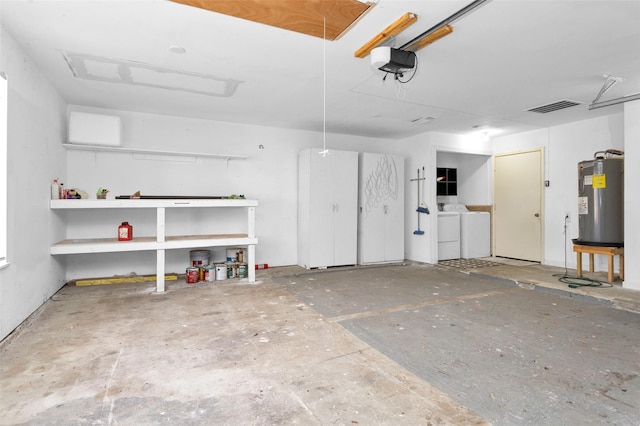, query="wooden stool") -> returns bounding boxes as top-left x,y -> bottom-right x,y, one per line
573,244 -> 624,283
